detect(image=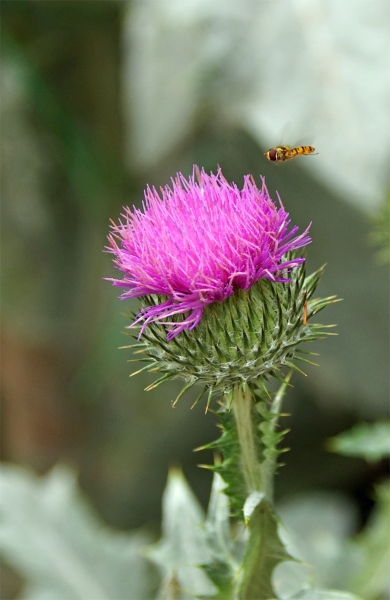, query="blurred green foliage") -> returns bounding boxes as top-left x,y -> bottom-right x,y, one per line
328,422 -> 390,463
368,195 -> 390,265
